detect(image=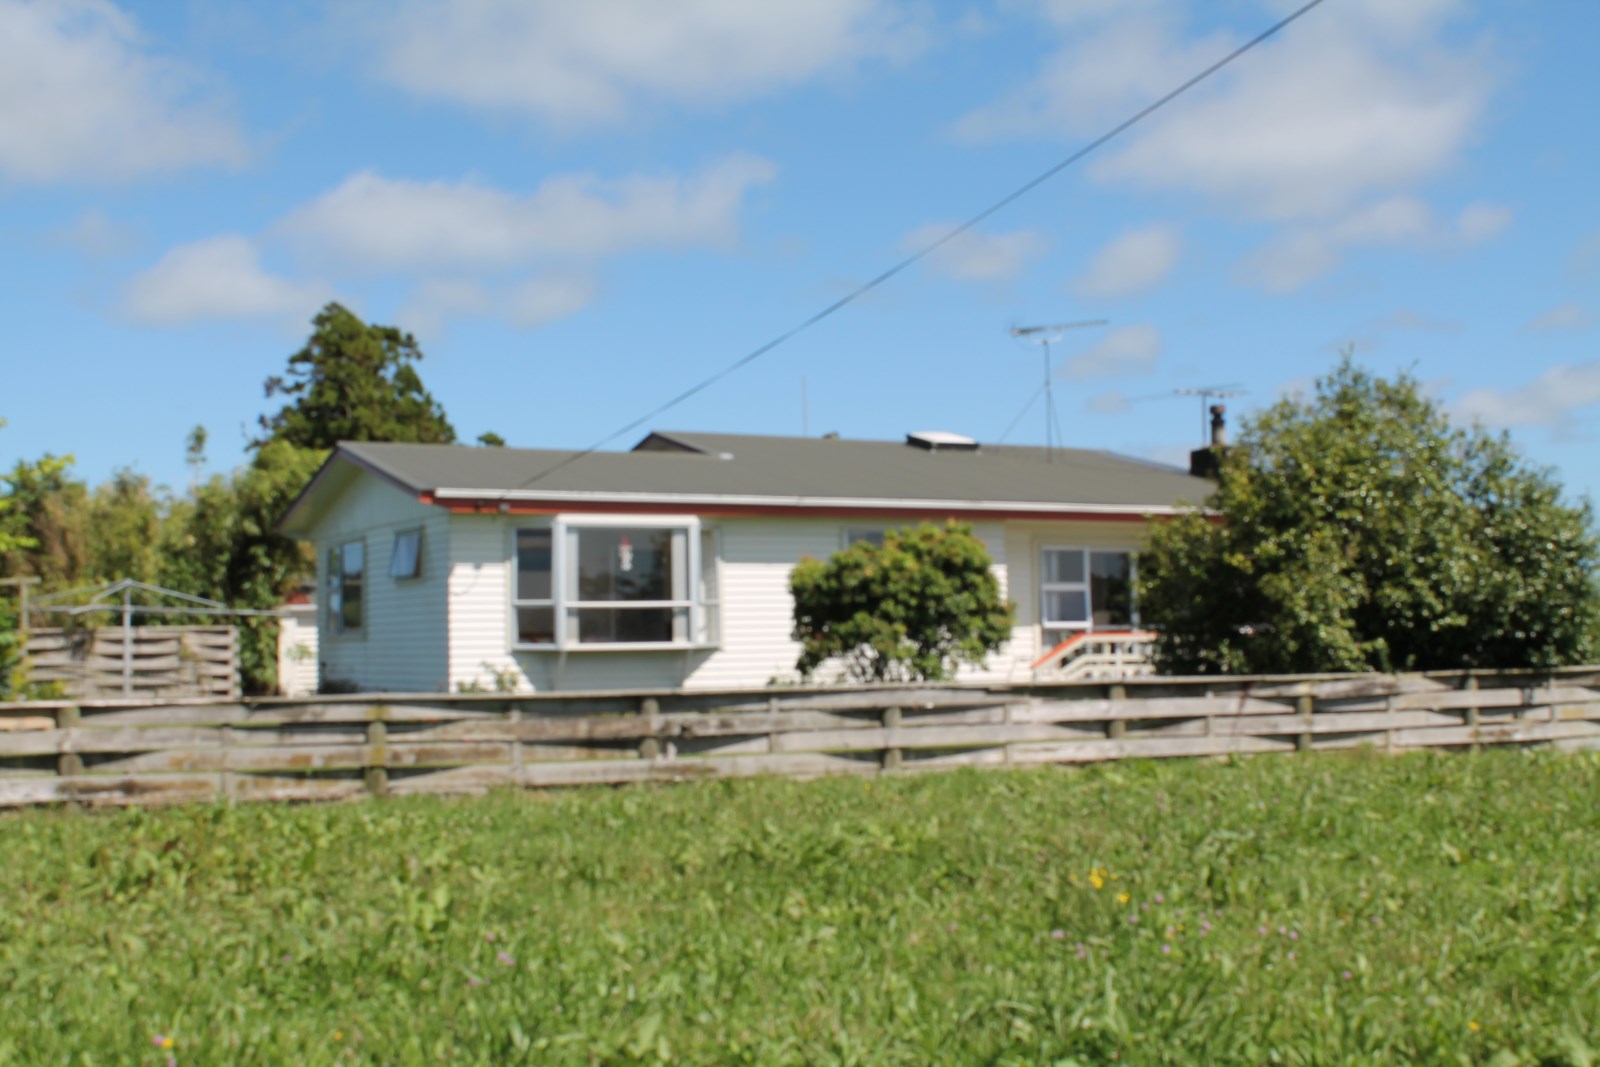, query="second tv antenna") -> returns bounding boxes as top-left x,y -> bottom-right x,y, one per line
1009,319 -> 1107,459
